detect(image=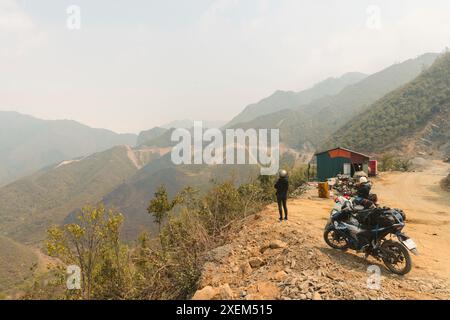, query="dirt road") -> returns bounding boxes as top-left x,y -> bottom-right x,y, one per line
289,159 -> 450,281
372,160 -> 450,279
196,160 -> 450,300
